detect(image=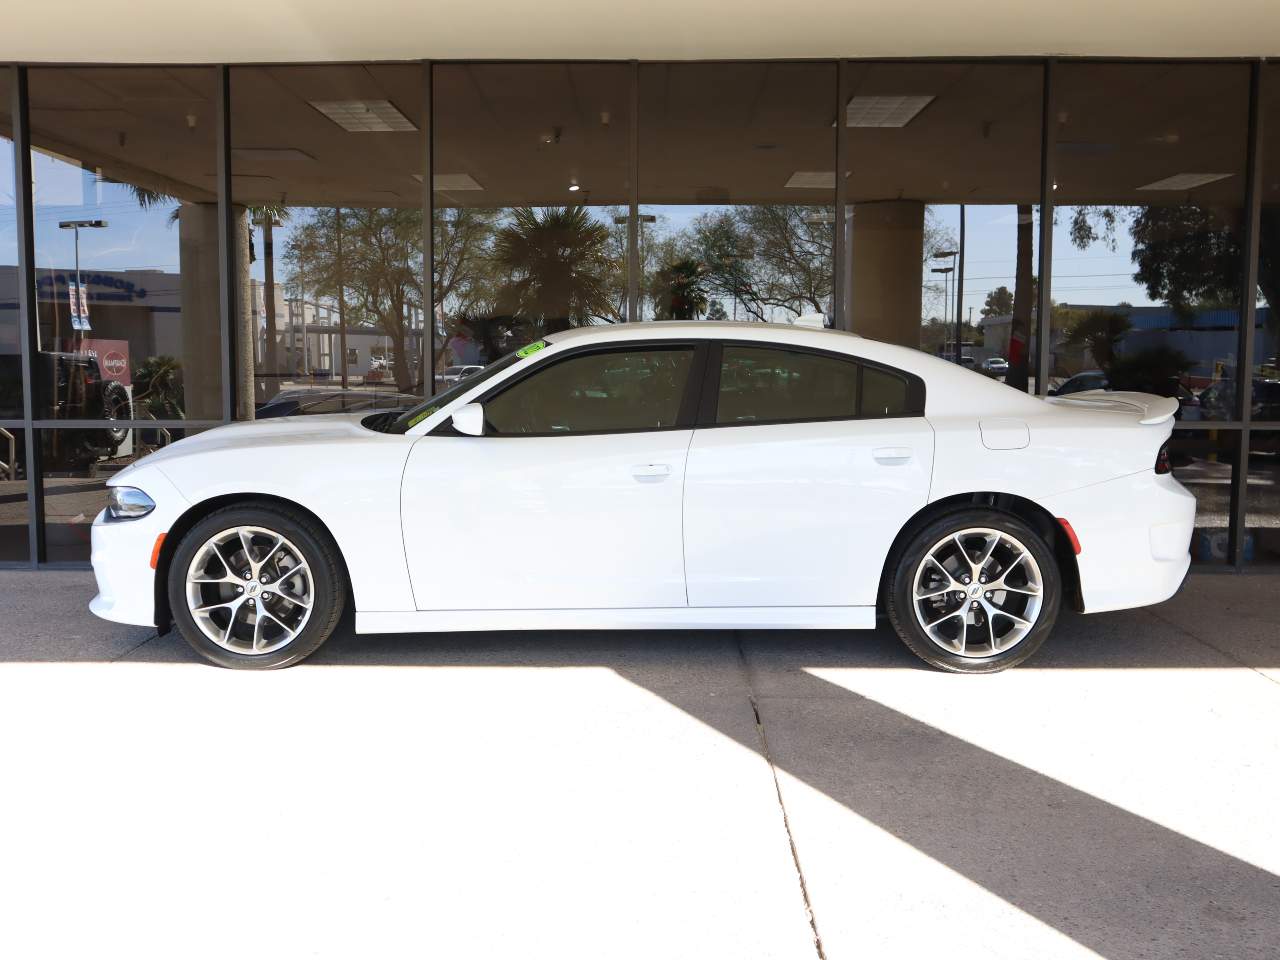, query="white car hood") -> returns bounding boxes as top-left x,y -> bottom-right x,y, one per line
111,413 -> 379,483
